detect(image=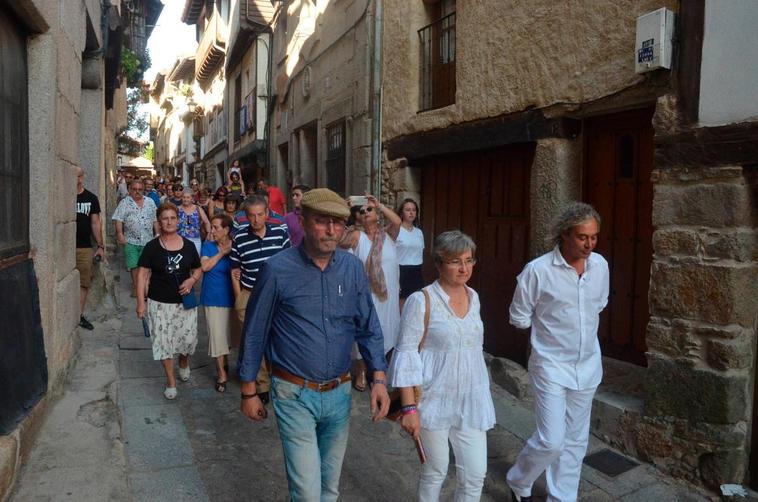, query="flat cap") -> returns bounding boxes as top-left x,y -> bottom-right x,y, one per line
300,188 -> 350,219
